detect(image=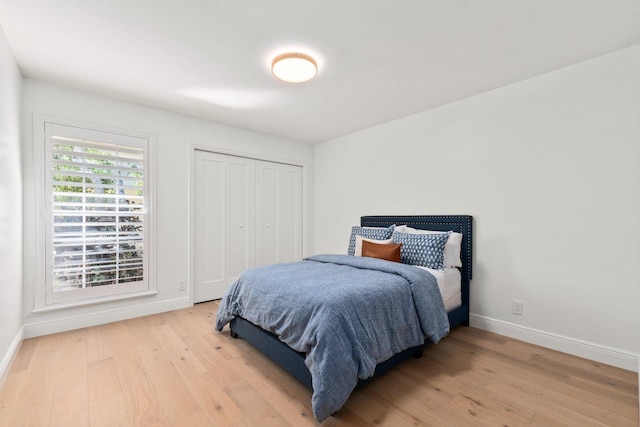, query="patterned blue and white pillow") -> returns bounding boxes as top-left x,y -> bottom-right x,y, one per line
392,230 -> 451,270
348,225 -> 395,256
